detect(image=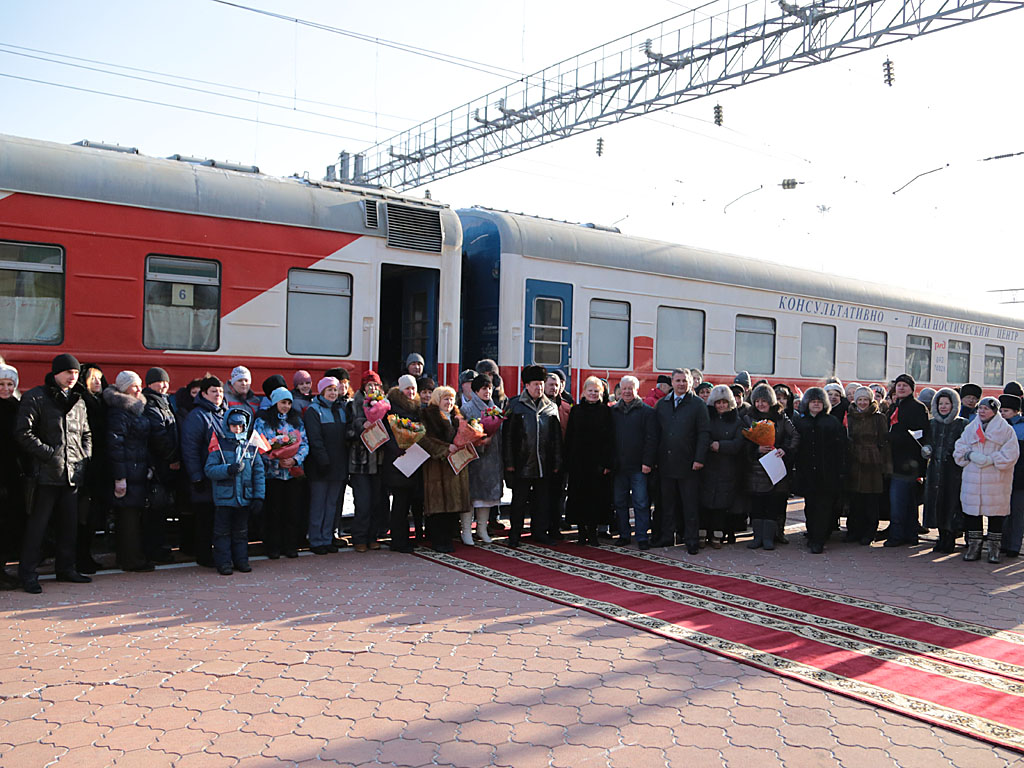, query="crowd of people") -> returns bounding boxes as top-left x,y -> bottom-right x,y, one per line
2,350 -> 1022,596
